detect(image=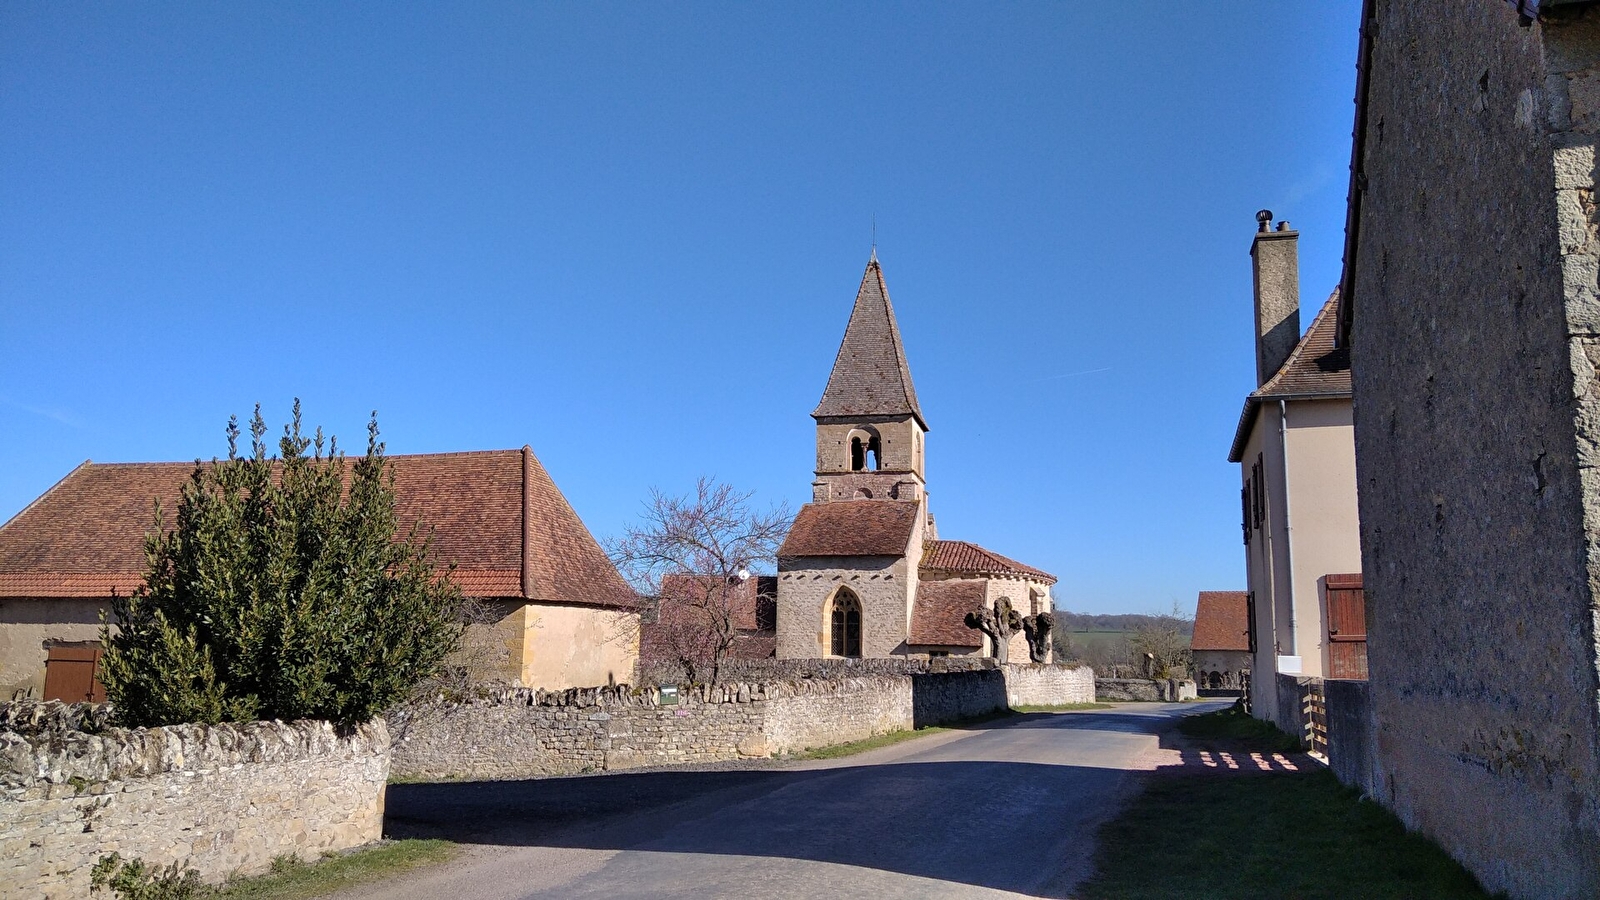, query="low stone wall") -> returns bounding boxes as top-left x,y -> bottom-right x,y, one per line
1093,678 -> 1194,702
1326,679 -> 1377,797
1274,673 -> 1324,750
391,664 -> 1096,781
0,702 -> 389,898
1004,664 -> 1097,707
